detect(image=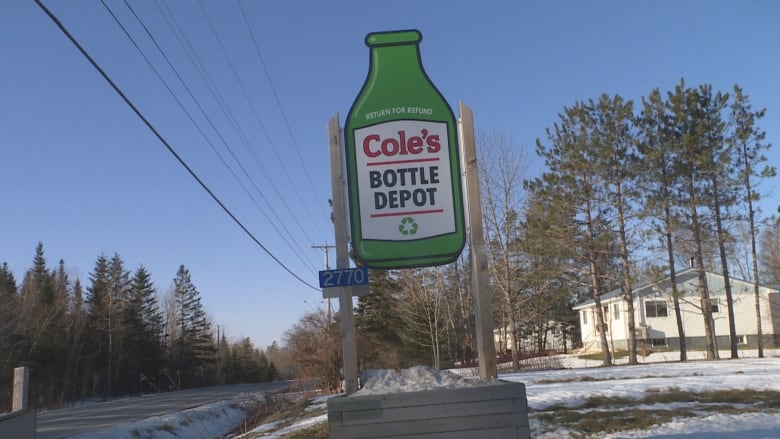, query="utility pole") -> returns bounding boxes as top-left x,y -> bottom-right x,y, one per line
328,113 -> 359,394
312,242 -> 335,322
